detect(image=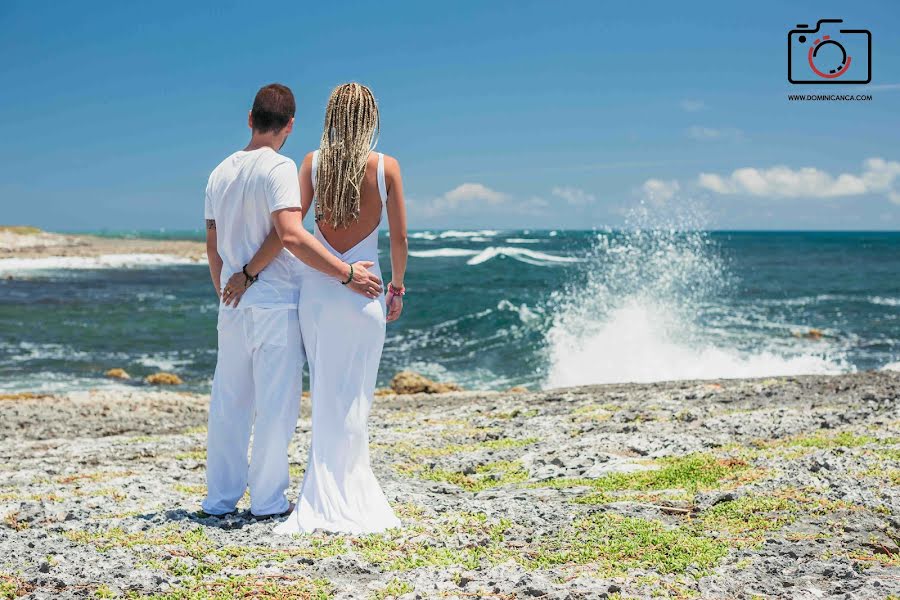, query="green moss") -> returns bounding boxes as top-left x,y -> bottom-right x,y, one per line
788,431 -> 879,449
0,226 -> 42,234
94,584 -> 115,598
372,578 -> 414,599
129,574 -> 332,600
397,459 -> 529,492
174,450 -> 206,461
539,454 -> 750,495
525,511 -> 727,575
696,490 -> 859,547
0,574 -> 31,599
376,436 -> 538,459
173,483 -> 206,496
